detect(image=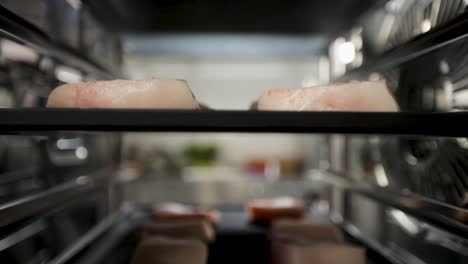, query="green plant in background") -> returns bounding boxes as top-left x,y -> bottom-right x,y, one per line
182,143 -> 218,166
